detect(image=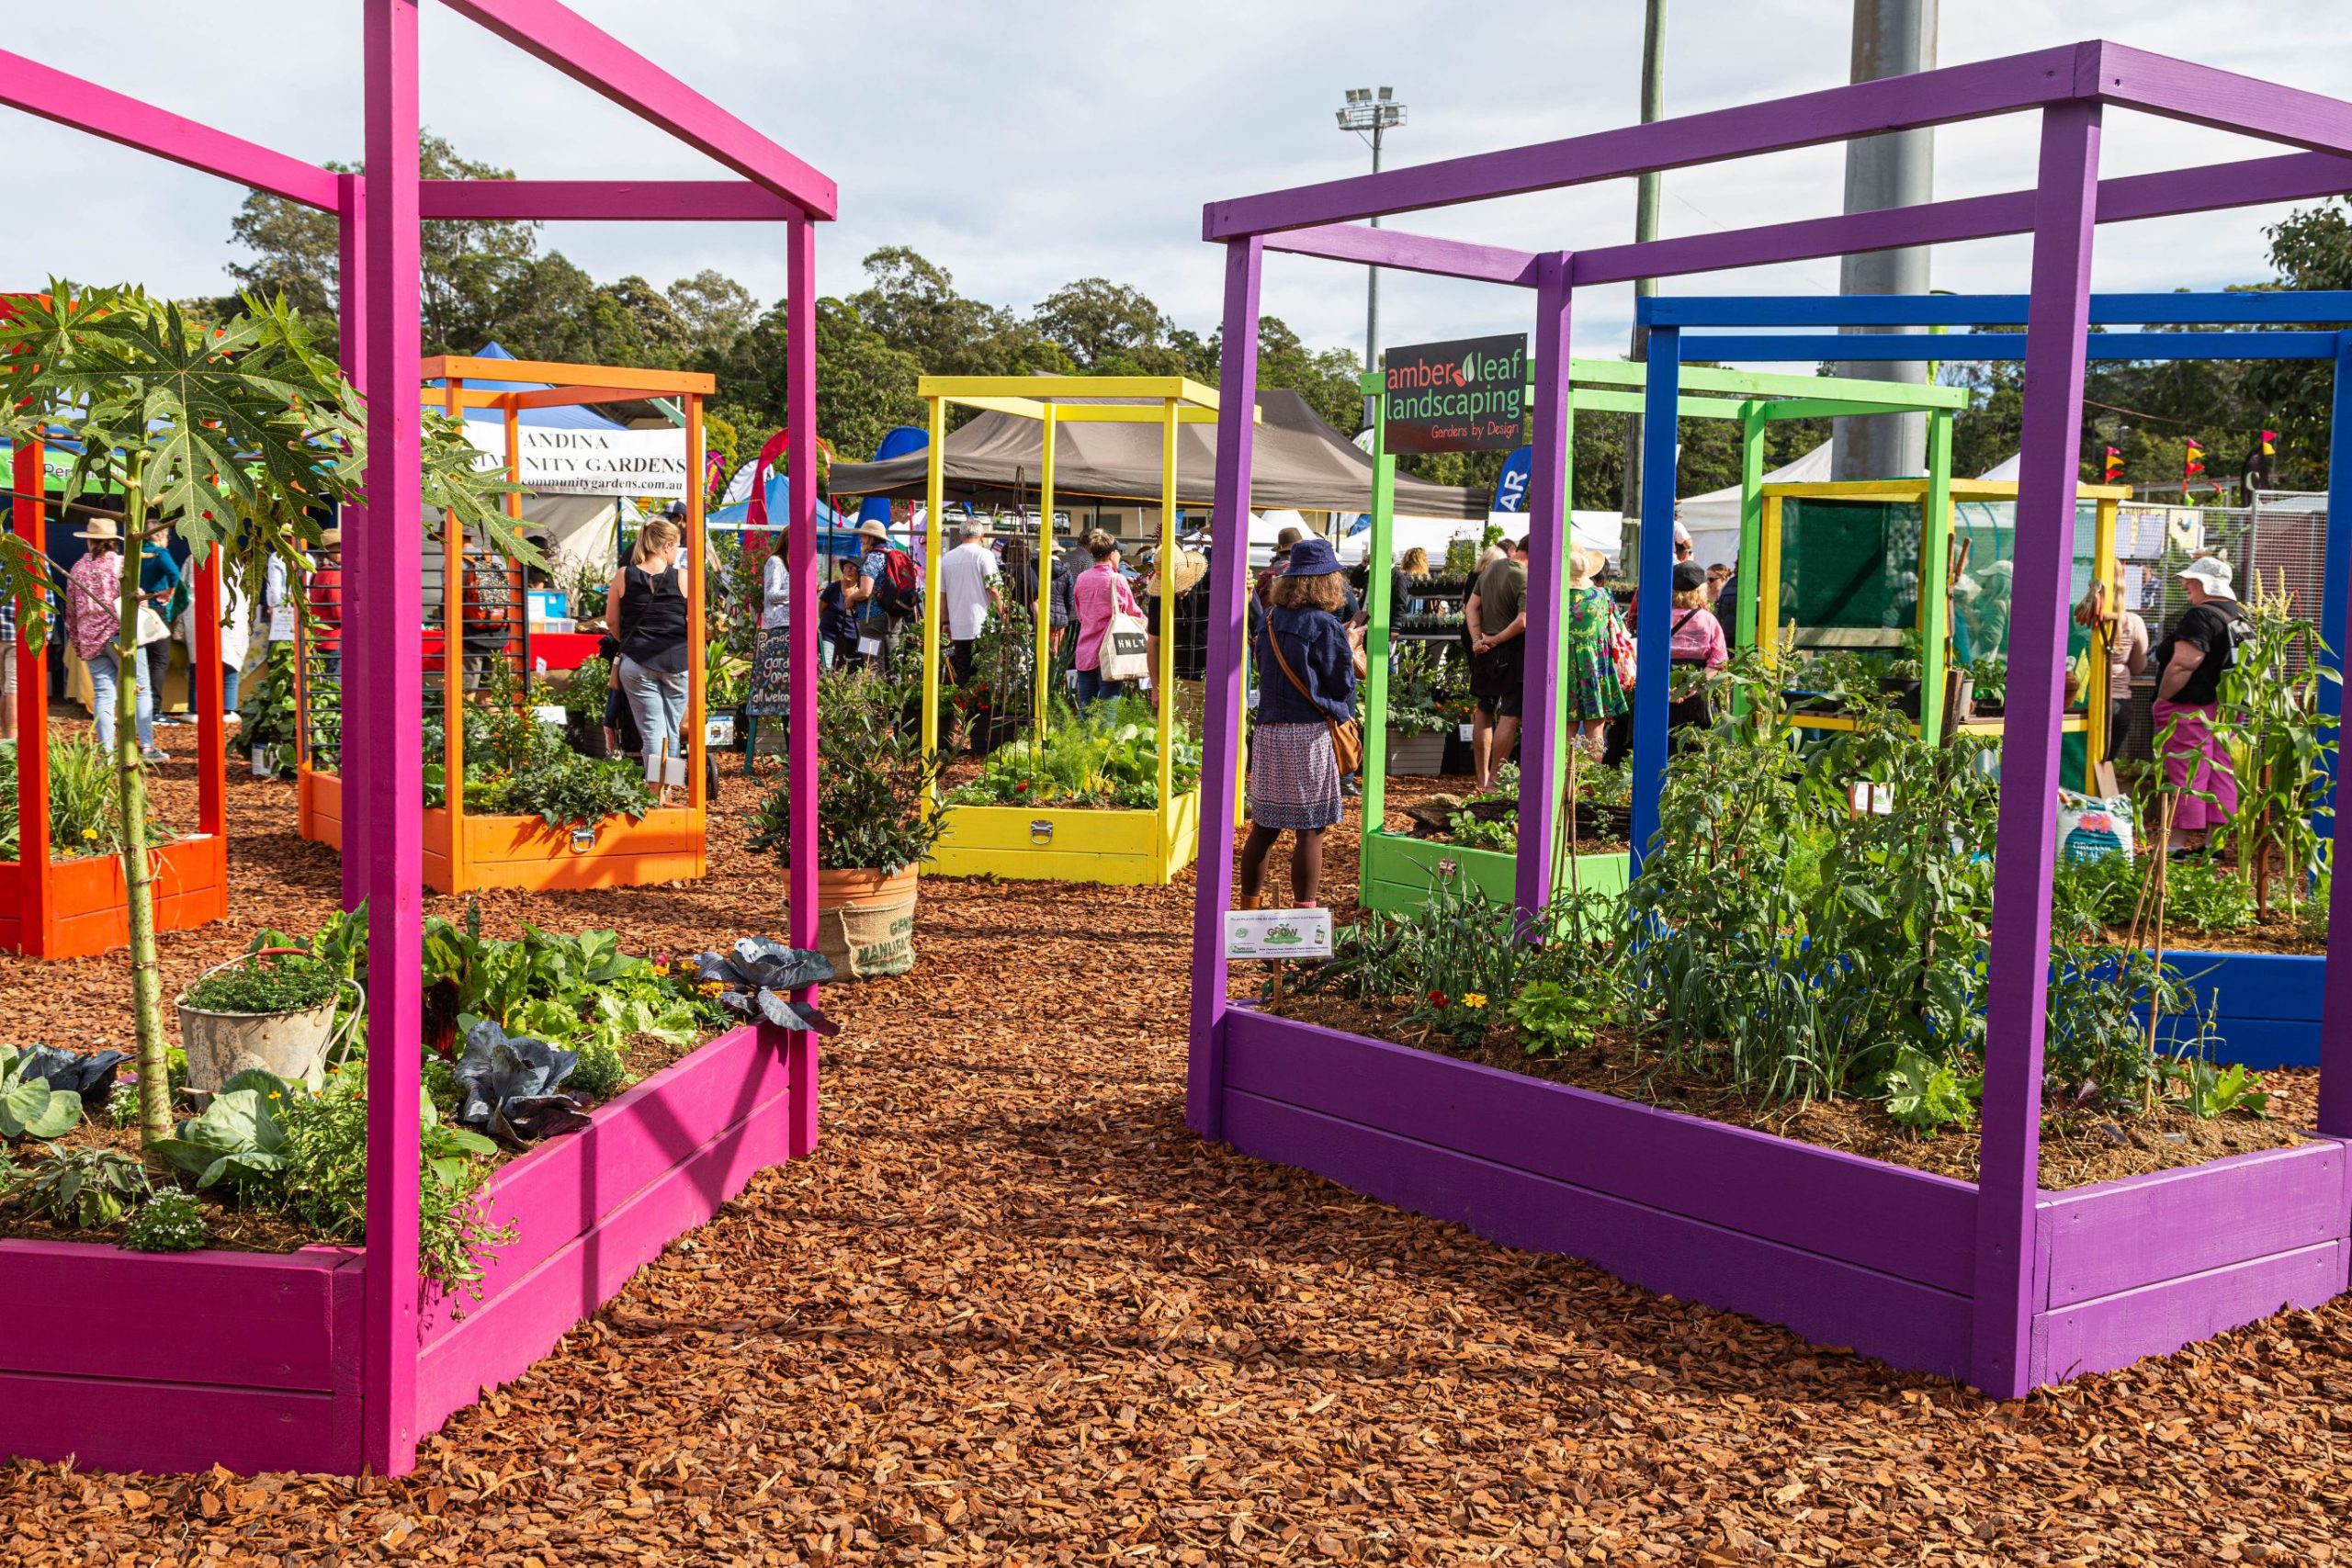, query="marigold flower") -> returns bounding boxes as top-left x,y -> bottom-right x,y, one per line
82,827 -> 98,840
1426,989 -> 1446,1008
1461,992 -> 1488,1010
